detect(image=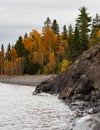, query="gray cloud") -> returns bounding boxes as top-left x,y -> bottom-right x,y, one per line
0,0 -> 100,48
